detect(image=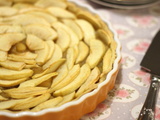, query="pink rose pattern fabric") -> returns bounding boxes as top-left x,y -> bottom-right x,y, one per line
74,0 -> 160,120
